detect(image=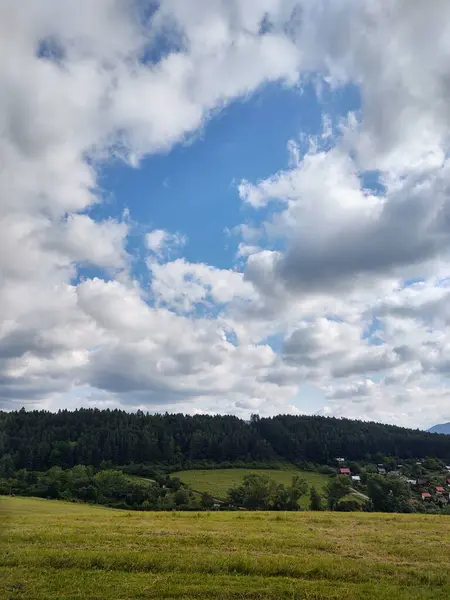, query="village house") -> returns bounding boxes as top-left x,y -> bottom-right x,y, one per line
351,475 -> 361,483
435,486 -> 445,495
407,479 -> 417,487
421,492 -> 432,501
339,467 -> 351,475
377,467 -> 386,475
